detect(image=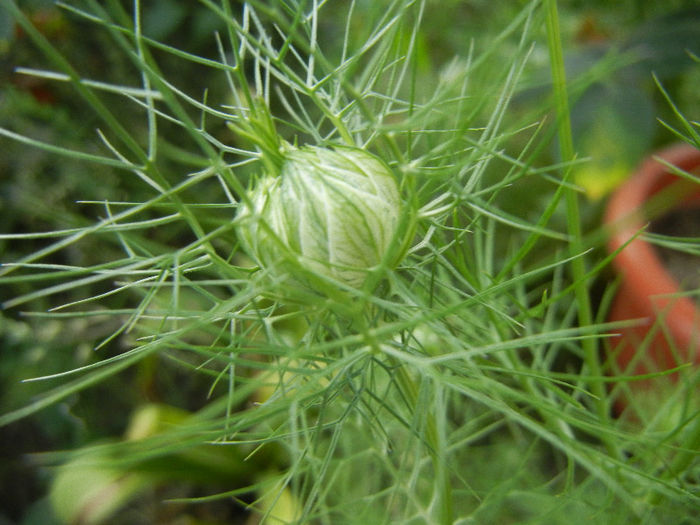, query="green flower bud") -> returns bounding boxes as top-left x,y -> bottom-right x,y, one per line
236,145 -> 403,291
